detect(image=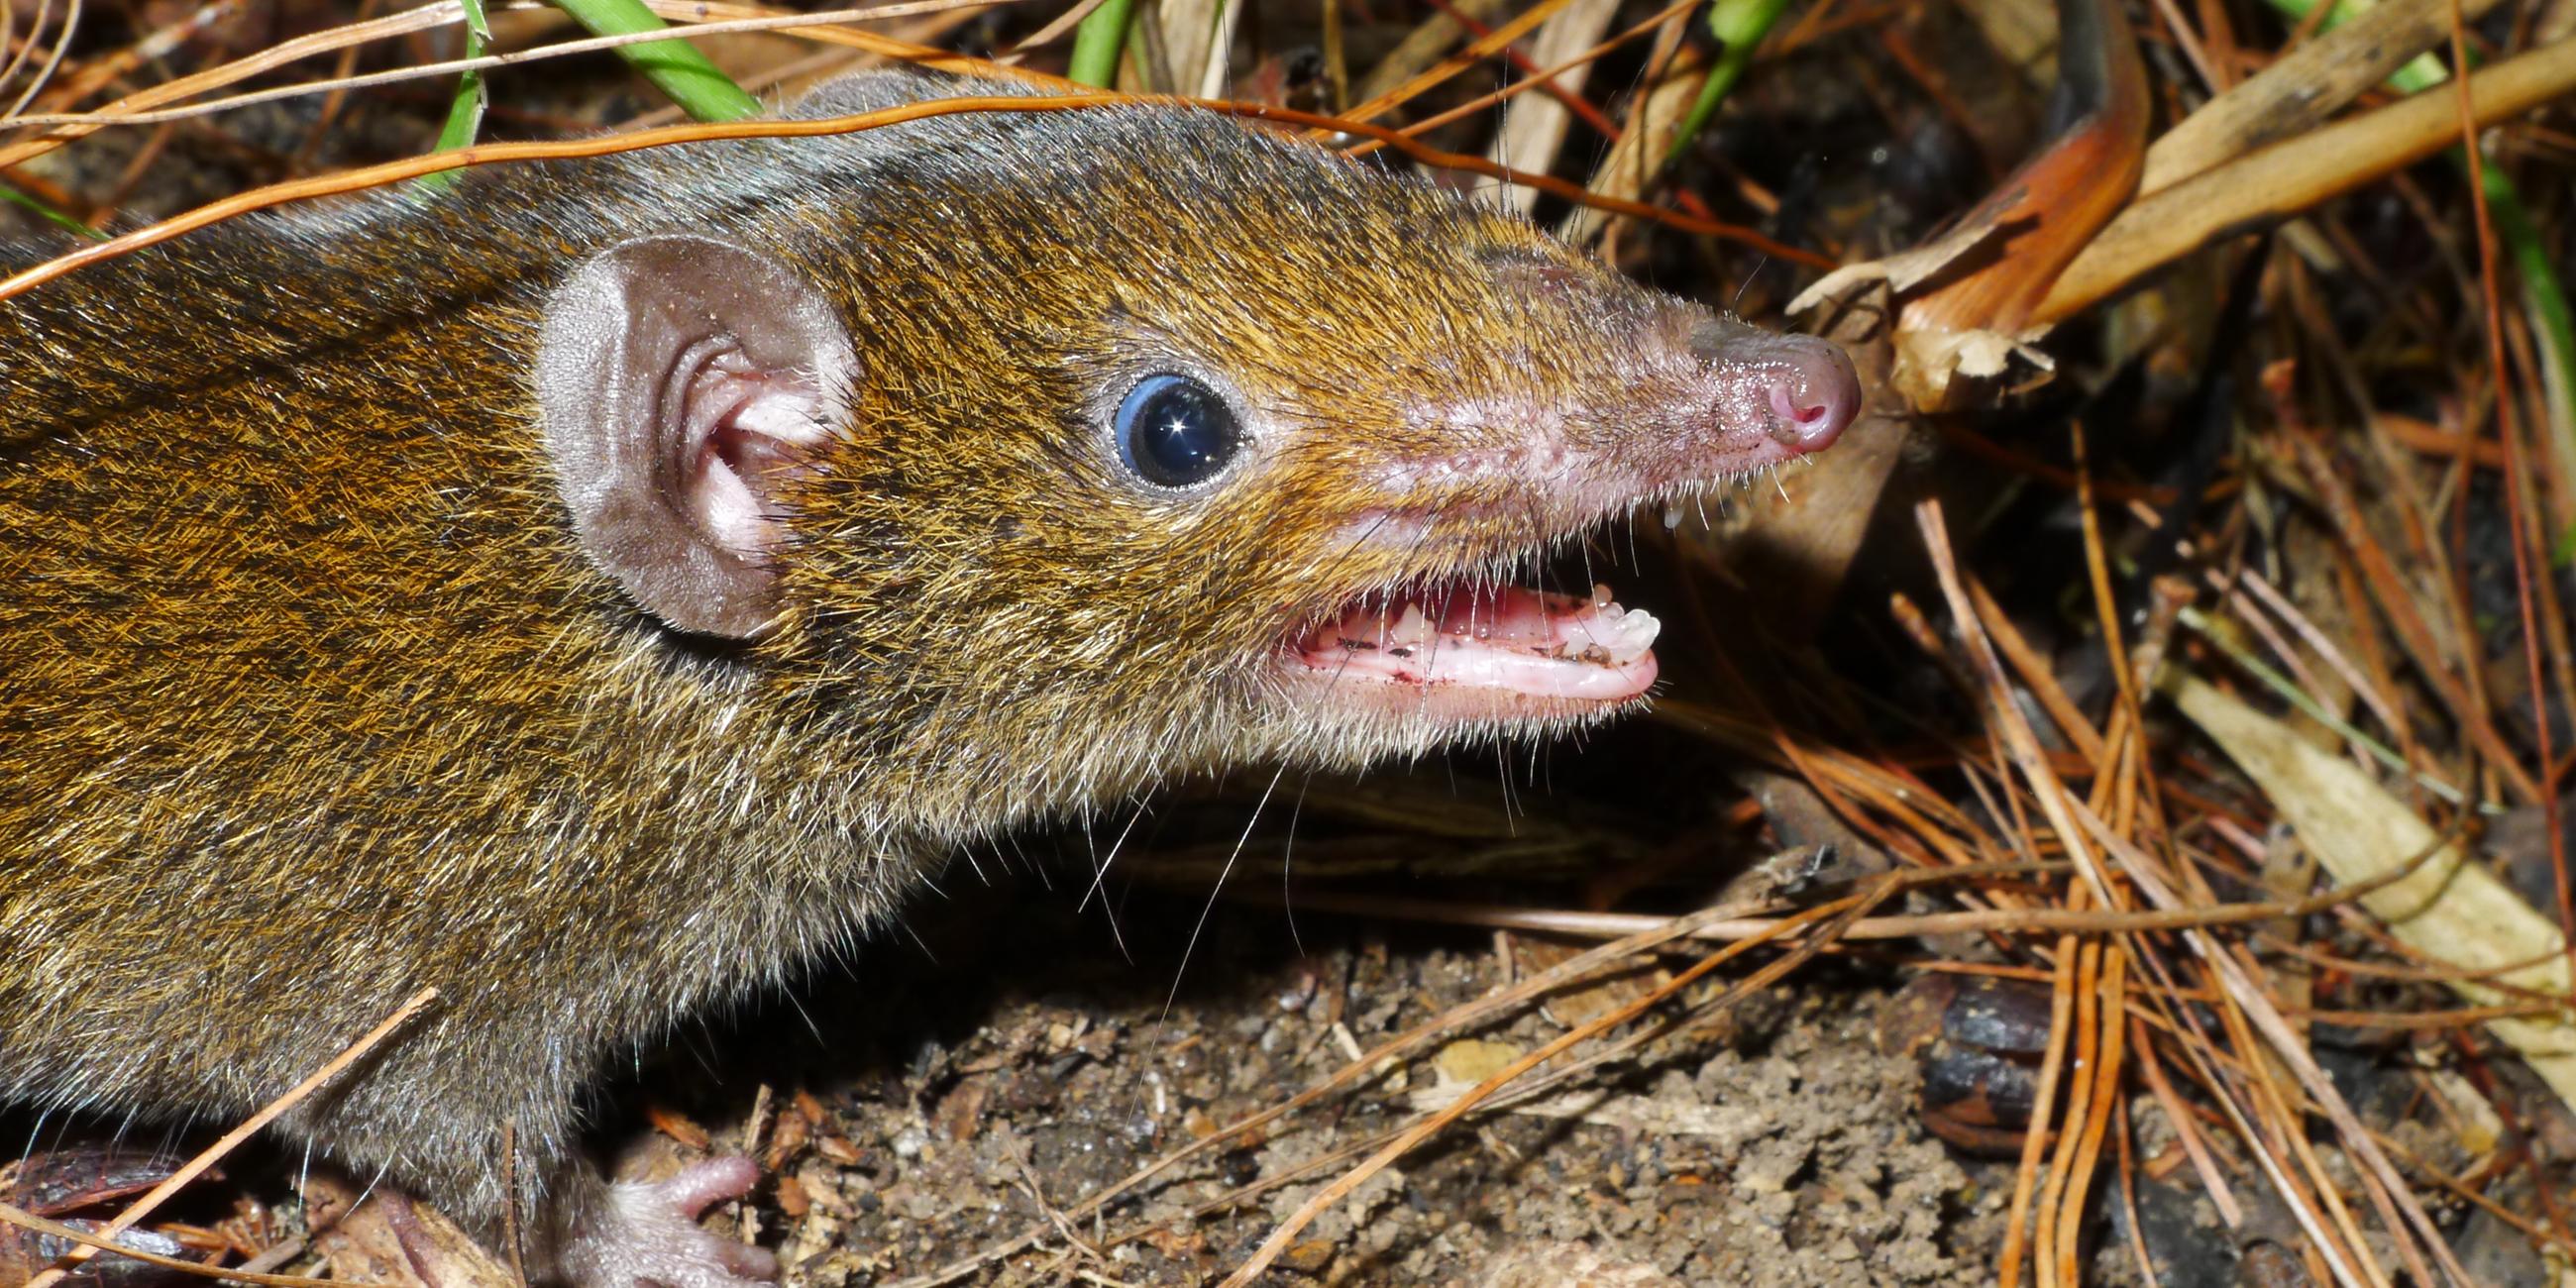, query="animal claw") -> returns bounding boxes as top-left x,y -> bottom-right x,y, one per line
562,1158 -> 777,1288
